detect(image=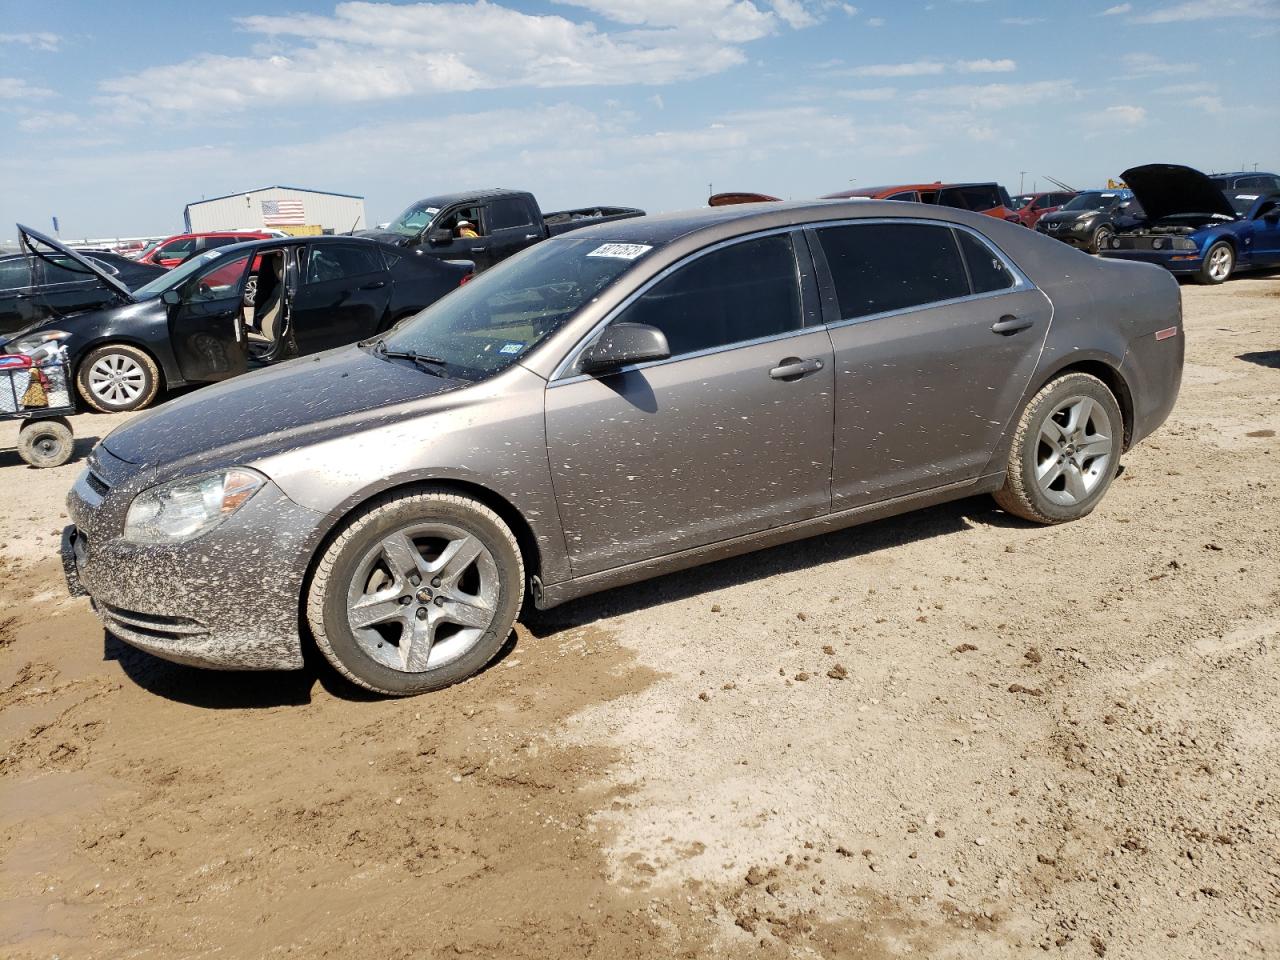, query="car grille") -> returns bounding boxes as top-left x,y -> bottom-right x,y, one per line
98,603 -> 210,643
